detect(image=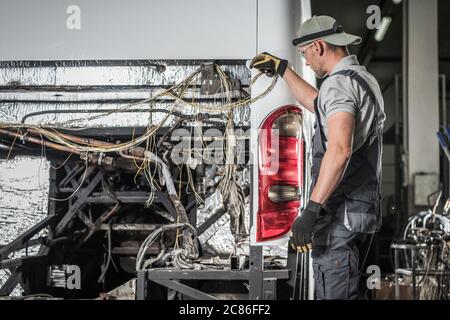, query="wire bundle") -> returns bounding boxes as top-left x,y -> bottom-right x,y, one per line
135,223 -> 197,271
